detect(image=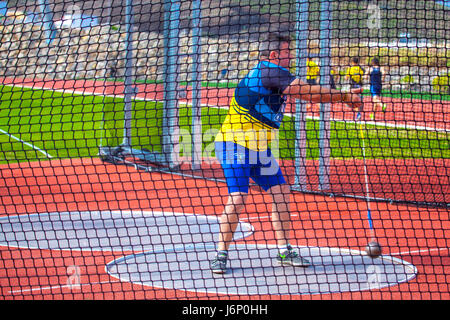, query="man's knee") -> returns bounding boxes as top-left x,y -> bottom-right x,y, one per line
225,192 -> 247,212
268,183 -> 290,201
